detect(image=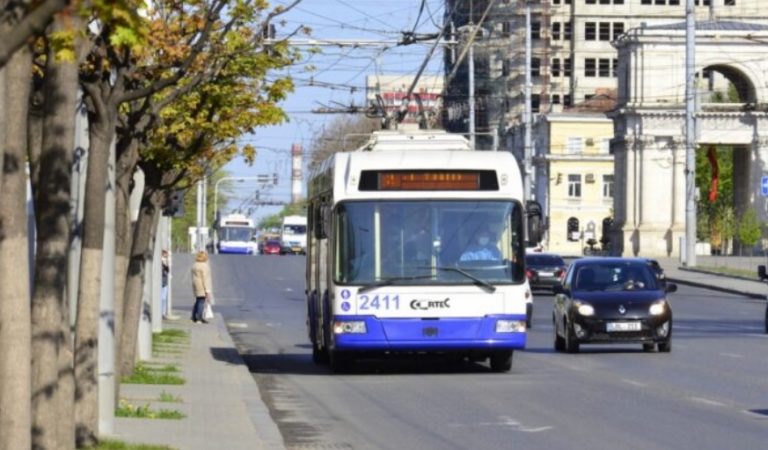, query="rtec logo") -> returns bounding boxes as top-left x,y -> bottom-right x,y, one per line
410,297 -> 451,310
